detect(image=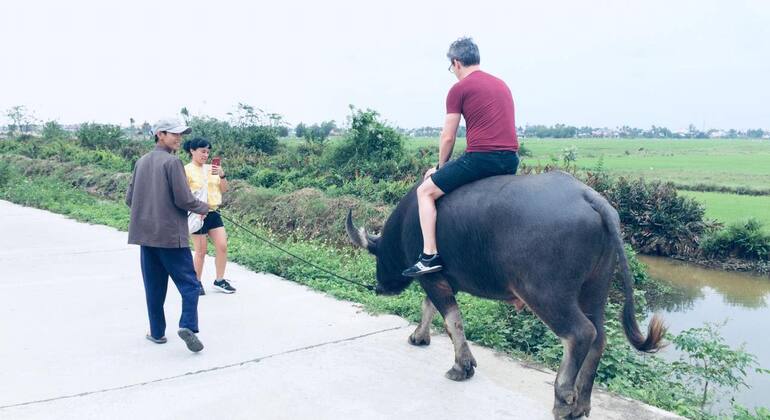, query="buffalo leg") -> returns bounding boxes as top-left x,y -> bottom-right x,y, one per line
572,272 -> 611,418
420,278 -> 477,381
571,320 -> 605,418
409,296 -> 436,346
551,307 -> 596,419
525,294 -> 597,419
